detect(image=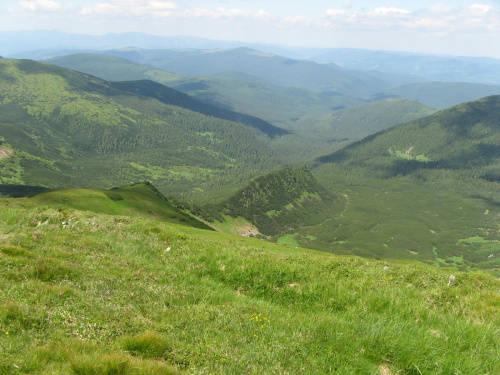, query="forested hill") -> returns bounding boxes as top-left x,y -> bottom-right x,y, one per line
313,96 -> 500,192
199,166 -> 343,237
111,80 -> 288,137
0,59 -> 284,194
